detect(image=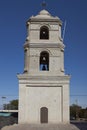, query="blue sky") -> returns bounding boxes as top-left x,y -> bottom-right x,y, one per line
0,0 -> 87,108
